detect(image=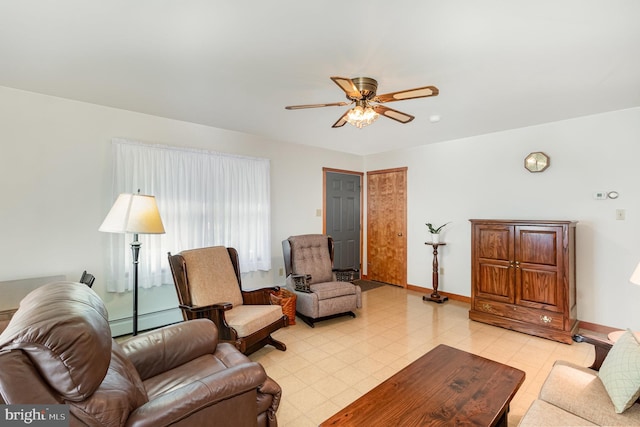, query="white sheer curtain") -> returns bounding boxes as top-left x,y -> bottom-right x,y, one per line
104,138 -> 271,292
